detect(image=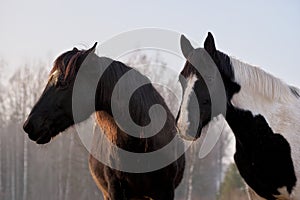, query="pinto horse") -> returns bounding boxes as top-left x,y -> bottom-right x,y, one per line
23,44 -> 185,200
177,33 -> 299,199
